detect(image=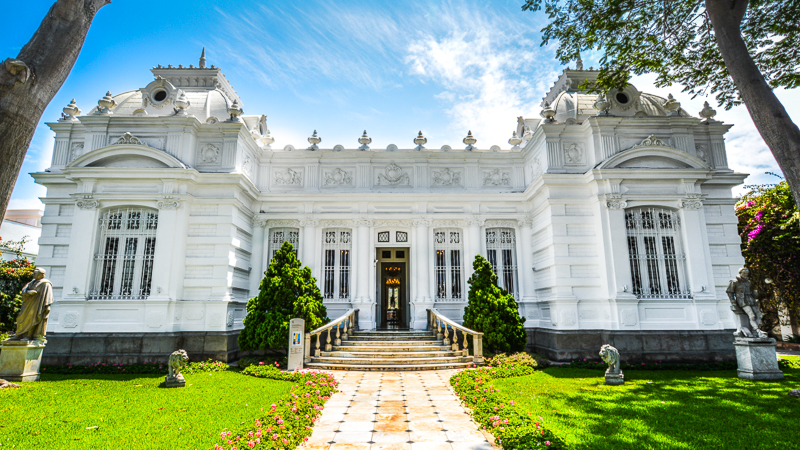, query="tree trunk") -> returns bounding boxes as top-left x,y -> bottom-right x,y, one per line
0,0 -> 109,220
706,0 -> 800,208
